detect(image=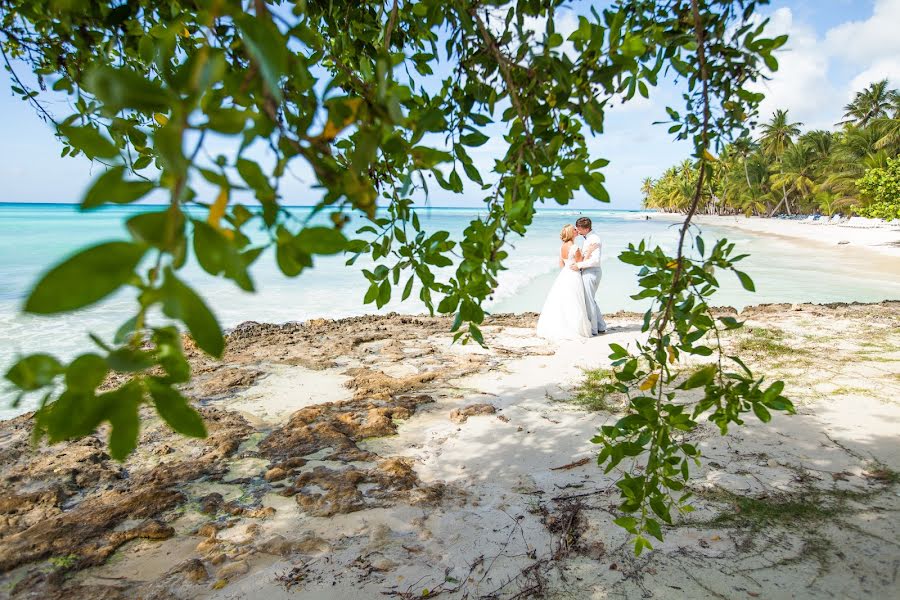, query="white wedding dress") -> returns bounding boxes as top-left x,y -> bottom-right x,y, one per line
536,243 -> 592,339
